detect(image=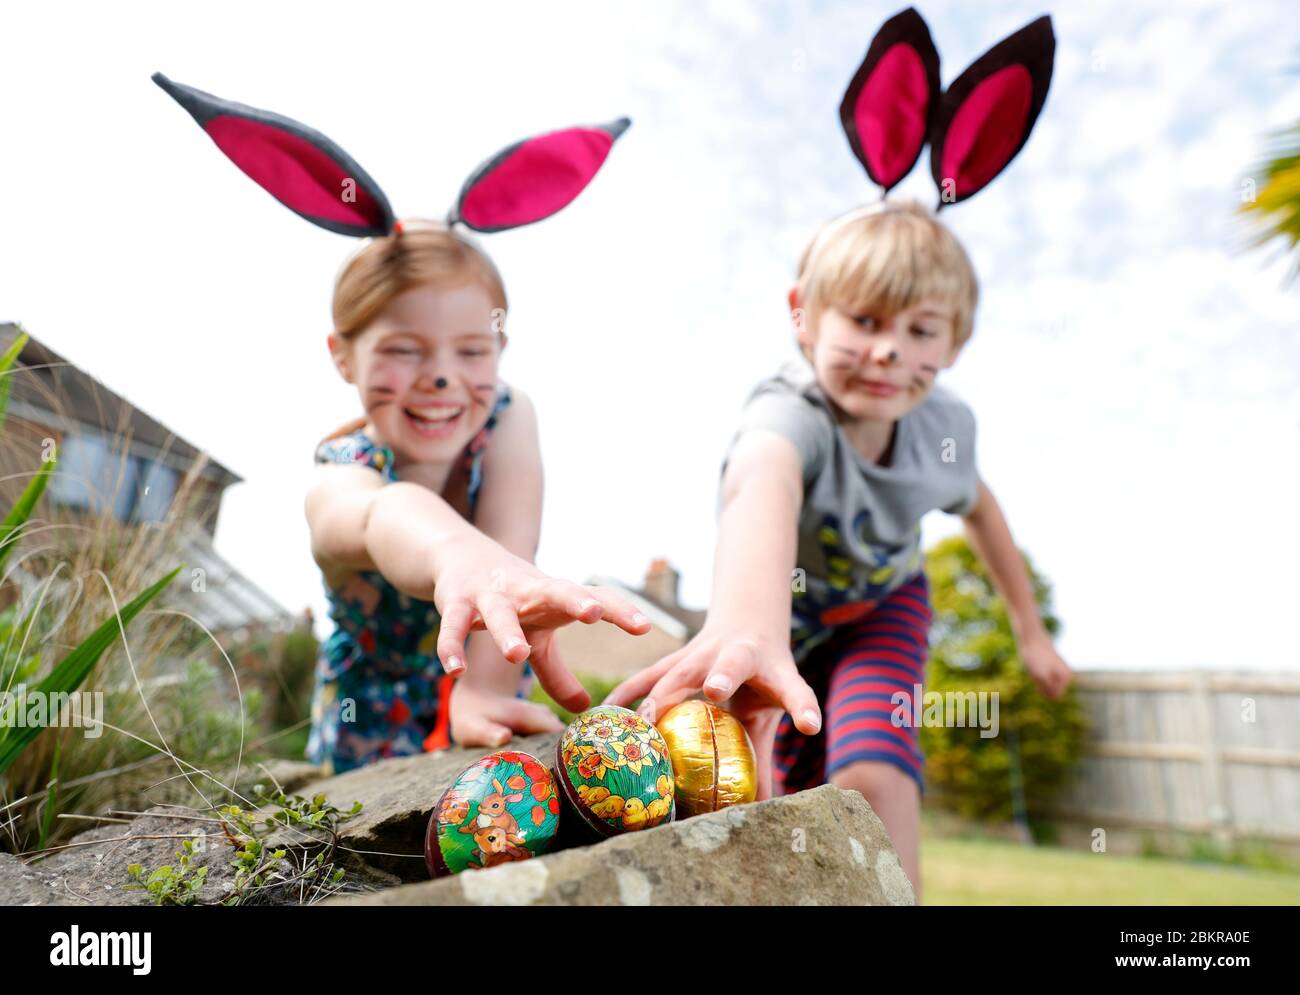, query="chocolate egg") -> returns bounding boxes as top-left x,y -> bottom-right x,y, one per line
424,750 -> 561,877
657,700 -> 757,816
555,705 -> 675,838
